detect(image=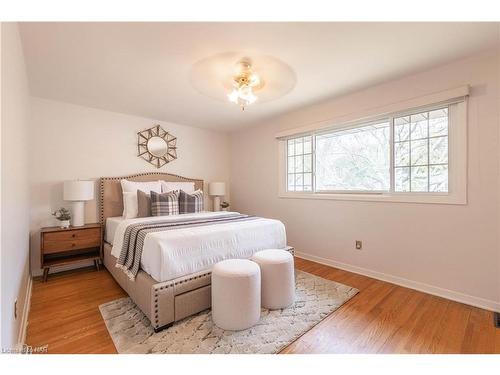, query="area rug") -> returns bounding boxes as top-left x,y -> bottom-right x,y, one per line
99,270 -> 358,354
